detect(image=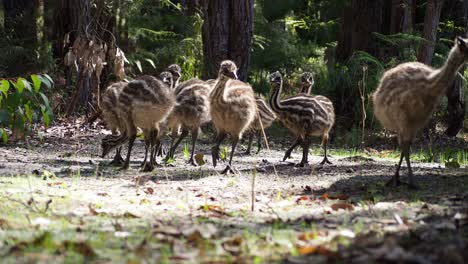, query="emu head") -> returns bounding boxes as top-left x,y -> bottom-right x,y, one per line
300,72 -> 314,93
167,64 -> 182,80
456,36 -> 468,60
219,60 -> 238,79
269,71 -> 283,85
159,71 -> 174,88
